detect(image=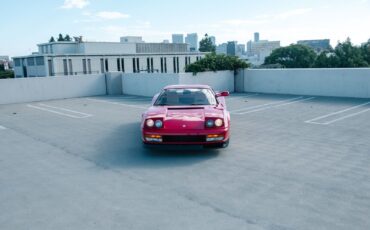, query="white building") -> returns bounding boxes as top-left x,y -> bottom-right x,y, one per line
247,33 -> 280,66
172,34 -> 184,43
13,39 -> 205,78
120,36 -> 143,43
185,33 -> 198,51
